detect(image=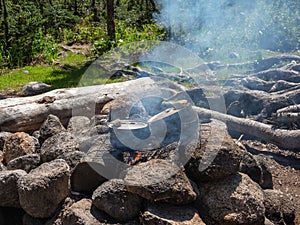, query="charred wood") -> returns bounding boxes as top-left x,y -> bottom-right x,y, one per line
193,106 -> 300,150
